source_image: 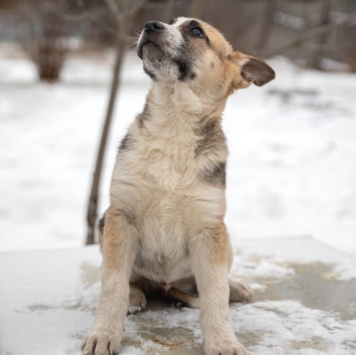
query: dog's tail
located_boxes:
[166,287,200,308]
[166,279,253,309]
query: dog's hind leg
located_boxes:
[229,279,253,302]
[128,282,147,314]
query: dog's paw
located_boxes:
[229,280,254,303]
[128,287,147,314]
[204,339,247,355]
[82,329,121,355]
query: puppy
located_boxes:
[83,17,275,355]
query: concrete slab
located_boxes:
[0,237,355,354]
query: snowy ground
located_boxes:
[1,238,355,355]
[1,44,356,255]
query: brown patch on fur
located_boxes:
[202,22,233,60]
[210,222,229,265]
[101,207,138,271]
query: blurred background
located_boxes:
[0,0,355,255]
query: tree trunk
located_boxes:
[310,0,331,69]
[86,40,125,245]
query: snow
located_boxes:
[1,47,356,255]
[235,300,356,355]
[1,46,356,255]
[0,239,355,355]
[1,45,356,353]
[233,236,356,281]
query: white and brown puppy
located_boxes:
[83,17,275,355]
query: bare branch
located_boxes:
[265,12,356,58]
[104,0,122,24]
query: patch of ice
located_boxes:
[233,300,356,355]
[234,237,356,281]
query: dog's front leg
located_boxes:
[83,207,138,355]
[190,223,247,355]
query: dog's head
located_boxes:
[137,17,275,95]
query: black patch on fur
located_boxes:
[143,66,157,80]
[98,213,106,235]
[172,21,213,81]
[169,18,177,25]
[118,133,133,152]
[200,162,226,188]
[195,119,226,156]
[174,57,195,81]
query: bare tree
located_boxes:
[86,0,147,245]
[19,0,80,81]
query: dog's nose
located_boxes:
[144,21,164,34]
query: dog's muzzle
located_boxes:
[138,21,165,59]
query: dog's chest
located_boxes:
[112,108,226,282]
[133,209,192,282]
[141,114,200,188]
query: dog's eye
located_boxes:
[191,27,204,38]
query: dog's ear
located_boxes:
[228,51,275,89]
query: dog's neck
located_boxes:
[137,81,228,188]
[148,81,228,123]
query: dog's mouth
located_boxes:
[138,36,166,62]
[138,40,155,59]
